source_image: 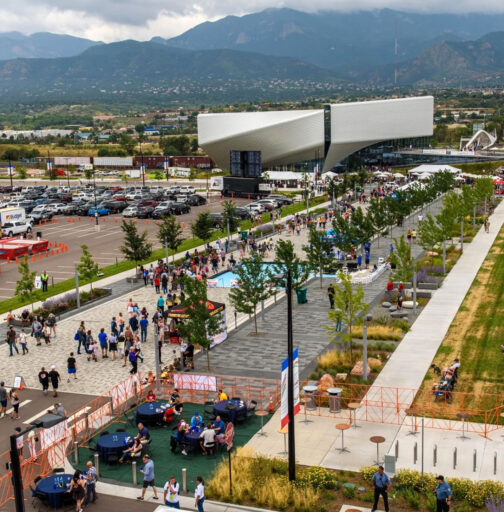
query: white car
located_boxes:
[122,206,138,217]
[46,203,67,214]
[32,204,52,214]
[245,203,263,214]
[1,219,33,237]
[179,186,196,195]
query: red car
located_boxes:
[112,194,128,201]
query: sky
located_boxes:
[2,0,504,42]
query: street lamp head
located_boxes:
[365,314,373,322]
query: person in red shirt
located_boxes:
[146,391,156,402]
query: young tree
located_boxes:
[221,200,240,237]
[332,214,355,256]
[473,177,494,211]
[15,166,27,179]
[391,234,414,282]
[368,198,389,247]
[119,133,136,155]
[76,244,100,291]
[15,257,37,310]
[272,239,309,292]
[303,228,333,288]
[229,252,273,334]
[177,276,222,370]
[84,168,93,180]
[158,215,184,267]
[153,169,164,180]
[326,273,368,364]
[350,206,375,251]
[120,220,152,271]
[191,211,214,245]
[417,215,443,266]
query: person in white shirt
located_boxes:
[194,476,204,512]
[199,424,216,455]
[163,476,180,509]
[19,329,28,355]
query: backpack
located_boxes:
[74,332,79,341]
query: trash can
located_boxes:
[302,385,318,410]
[327,387,343,413]
[241,230,248,241]
[296,288,307,304]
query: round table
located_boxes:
[335,423,350,453]
[255,410,269,436]
[348,402,362,428]
[456,412,471,440]
[302,385,318,410]
[277,426,288,455]
[213,399,247,424]
[97,432,134,463]
[370,435,386,465]
[35,474,73,508]
[185,428,203,450]
[136,401,170,425]
[405,407,419,436]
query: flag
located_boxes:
[293,347,300,416]
[280,347,300,427]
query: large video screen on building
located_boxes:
[230,151,262,177]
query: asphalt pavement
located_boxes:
[0,196,249,299]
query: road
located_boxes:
[0,196,250,299]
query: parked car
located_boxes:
[268,194,294,206]
[152,207,172,219]
[122,205,139,218]
[170,202,190,215]
[28,211,53,223]
[234,207,251,219]
[136,206,155,219]
[87,206,110,216]
[209,213,224,228]
[1,219,33,237]
[186,195,206,206]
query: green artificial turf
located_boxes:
[75,401,271,491]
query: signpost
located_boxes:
[225,423,234,495]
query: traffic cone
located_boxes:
[67,218,71,223]
[31,256,35,262]
[15,257,18,264]
[78,217,81,222]
[6,258,10,264]
[268,395,274,414]
[38,253,42,259]
[145,220,149,225]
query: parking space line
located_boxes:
[6,400,31,415]
[93,230,122,239]
[24,407,52,425]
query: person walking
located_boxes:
[49,365,61,397]
[67,353,77,382]
[371,466,391,512]
[67,470,86,512]
[129,348,138,374]
[137,454,159,501]
[435,475,452,512]
[140,315,148,343]
[0,382,7,418]
[163,475,180,509]
[84,461,97,505]
[19,329,28,355]
[327,285,335,309]
[9,387,20,420]
[38,367,49,395]
[98,328,108,358]
[194,476,205,512]
[75,326,86,355]
[7,326,19,357]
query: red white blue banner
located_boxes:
[281,347,300,428]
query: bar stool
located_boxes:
[456,412,471,440]
[335,423,350,453]
[255,410,268,436]
[277,426,288,455]
[299,398,313,423]
[405,407,419,436]
[370,435,385,465]
[348,402,362,428]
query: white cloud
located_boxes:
[2,1,504,42]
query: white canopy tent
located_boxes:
[407,164,461,176]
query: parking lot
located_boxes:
[0,195,250,299]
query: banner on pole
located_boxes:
[280,355,288,428]
[293,347,300,417]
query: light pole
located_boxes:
[7,158,13,190]
[141,150,146,187]
[66,157,70,188]
[274,269,296,481]
[93,170,99,226]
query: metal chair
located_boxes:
[99,431,109,437]
[231,397,241,401]
[52,468,64,474]
[115,428,126,432]
[107,453,120,464]
[235,410,247,424]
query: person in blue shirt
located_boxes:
[98,328,108,359]
[435,475,452,512]
[139,316,148,343]
[137,454,159,501]
[190,412,203,429]
[157,296,165,312]
[212,416,226,445]
[135,423,150,445]
[371,466,391,512]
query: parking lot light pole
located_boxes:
[141,150,146,187]
[7,158,13,190]
[93,170,99,226]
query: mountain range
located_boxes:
[3,9,504,104]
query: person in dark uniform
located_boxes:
[371,466,391,512]
[38,367,49,395]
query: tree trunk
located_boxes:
[348,324,353,363]
[253,304,258,334]
[319,263,323,288]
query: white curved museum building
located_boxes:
[198,96,434,171]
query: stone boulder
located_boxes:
[367,357,382,371]
[389,305,397,312]
[402,301,418,309]
[350,361,371,378]
[391,311,408,319]
[381,301,391,308]
[318,373,334,394]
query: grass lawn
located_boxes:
[415,226,504,414]
[75,401,270,490]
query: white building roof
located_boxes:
[266,171,314,181]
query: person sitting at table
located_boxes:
[119,438,142,463]
[66,470,86,512]
[163,405,175,424]
[170,420,188,454]
[172,398,183,417]
[215,389,228,403]
[135,423,150,445]
[170,389,180,404]
[212,416,227,445]
[146,390,156,402]
[190,412,203,429]
[199,424,217,455]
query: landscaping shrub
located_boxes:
[342,486,355,499]
[317,350,353,371]
[389,319,410,332]
[352,325,403,341]
[368,341,396,352]
[359,466,378,481]
[298,466,338,489]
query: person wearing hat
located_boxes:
[371,466,391,512]
[49,366,61,397]
[190,412,203,429]
[435,475,452,512]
